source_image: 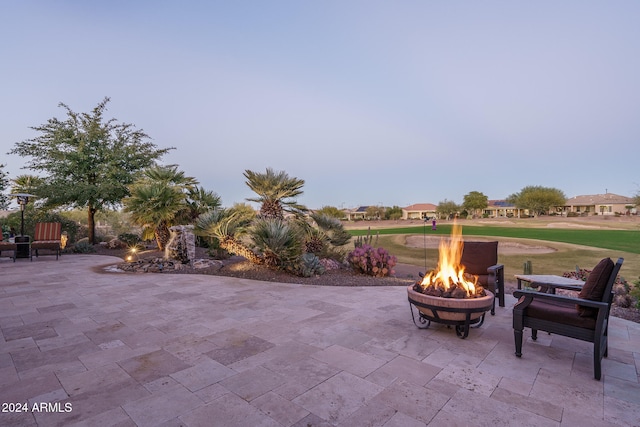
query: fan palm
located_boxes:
[180,186,222,223]
[244,168,307,219]
[143,164,198,189]
[124,164,201,250]
[123,182,184,250]
[11,174,45,196]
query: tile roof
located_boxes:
[403,203,437,211]
[565,193,634,205]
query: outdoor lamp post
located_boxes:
[11,193,36,236]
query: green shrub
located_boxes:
[631,278,640,309]
[118,233,141,247]
[0,208,80,242]
[72,241,96,253]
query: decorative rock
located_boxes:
[192,259,223,270]
[165,225,196,265]
[114,254,222,274]
[117,257,178,273]
[106,238,127,249]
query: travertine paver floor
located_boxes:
[1,255,639,426]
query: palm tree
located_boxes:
[181,186,221,222]
[123,164,201,250]
[195,206,262,264]
[244,168,307,219]
[11,174,45,197]
[123,182,185,250]
[143,164,198,189]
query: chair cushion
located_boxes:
[31,241,61,249]
[576,257,614,317]
[34,223,61,241]
[0,242,17,249]
[516,297,597,330]
[461,241,498,275]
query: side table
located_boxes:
[514,274,584,294]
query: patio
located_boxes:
[1,255,639,426]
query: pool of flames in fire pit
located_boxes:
[413,222,487,299]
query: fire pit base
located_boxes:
[407,286,494,339]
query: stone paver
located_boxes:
[1,254,640,426]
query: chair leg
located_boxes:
[515,329,523,357]
[531,329,538,341]
[497,270,505,307]
[594,353,602,380]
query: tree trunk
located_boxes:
[155,221,171,251]
[220,236,263,265]
[87,206,97,244]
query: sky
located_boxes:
[1,1,639,210]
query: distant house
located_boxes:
[401,203,437,220]
[482,200,523,218]
[344,206,369,221]
[0,209,17,218]
[562,193,636,216]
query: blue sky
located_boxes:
[2,1,639,210]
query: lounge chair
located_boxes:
[30,222,62,261]
[0,235,17,262]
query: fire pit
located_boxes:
[407,222,495,338]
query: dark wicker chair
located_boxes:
[0,235,17,262]
[30,222,62,261]
[460,241,504,315]
[513,257,623,380]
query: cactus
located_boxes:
[354,227,379,248]
[347,244,397,277]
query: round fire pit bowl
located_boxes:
[407,285,494,339]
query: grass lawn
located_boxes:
[347,219,640,283]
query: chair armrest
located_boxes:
[513,289,608,309]
[487,264,504,274]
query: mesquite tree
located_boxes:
[9,97,172,243]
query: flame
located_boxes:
[419,221,478,297]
